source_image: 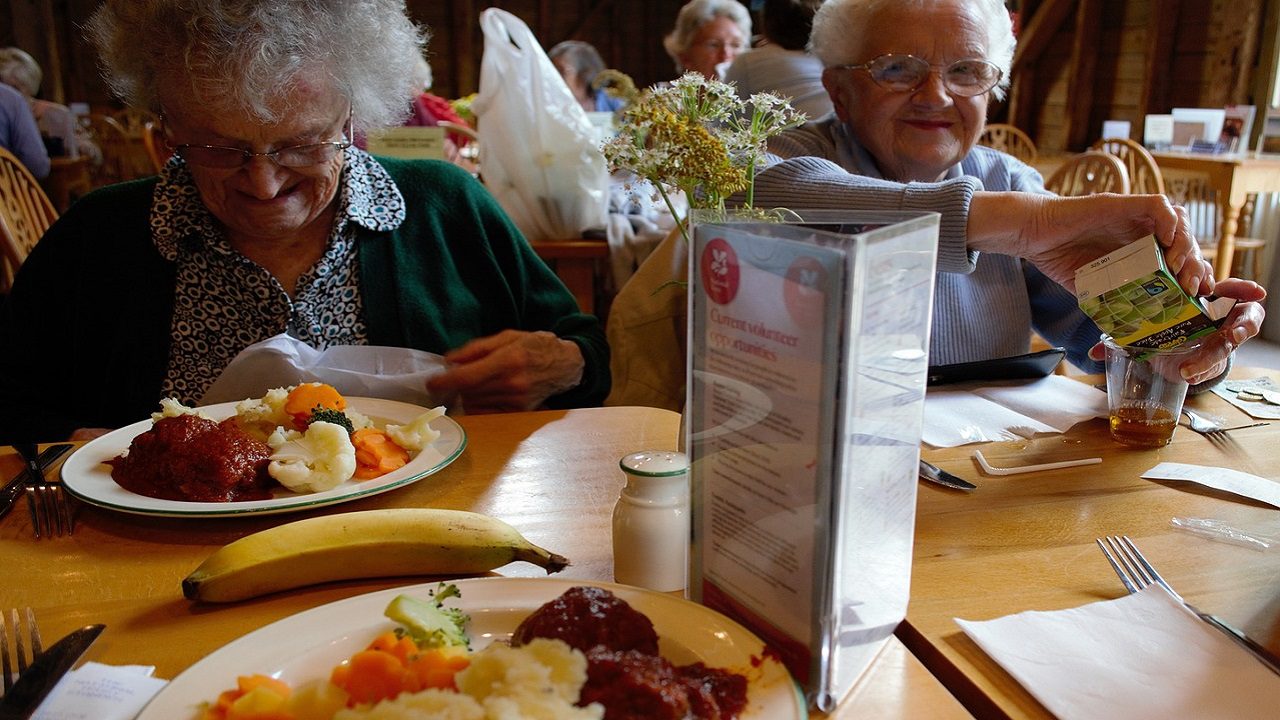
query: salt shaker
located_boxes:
[612,450,690,592]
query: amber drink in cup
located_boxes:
[1103,335,1202,447]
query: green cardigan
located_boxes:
[0,158,608,442]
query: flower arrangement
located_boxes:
[601,72,807,245]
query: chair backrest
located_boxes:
[82,113,132,187]
[978,123,1038,164]
[0,146,58,291]
[1089,137,1165,195]
[1044,151,1131,196]
[141,121,171,173]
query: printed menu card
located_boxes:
[686,211,939,710]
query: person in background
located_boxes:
[0,81,49,179]
[549,40,624,113]
[723,0,833,120]
[663,0,752,81]
[765,0,1263,384]
[0,0,608,444]
[0,47,99,164]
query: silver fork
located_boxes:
[1181,407,1269,436]
[1097,535,1280,676]
[17,443,75,539]
[0,608,42,695]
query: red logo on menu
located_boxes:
[700,238,739,305]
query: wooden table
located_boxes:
[0,406,968,719]
[906,369,1280,718]
[1149,151,1280,281]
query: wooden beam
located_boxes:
[1065,0,1104,149]
[1140,0,1179,117]
[1012,0,1075,71]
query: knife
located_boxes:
[919,459,977,491]
[0,444,74,521]
[0,624,104,720]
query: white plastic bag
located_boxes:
[472,8,609,240]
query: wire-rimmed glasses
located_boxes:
[841,54,1003,97]
[170,109,354,169]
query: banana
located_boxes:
[182,508,570,603]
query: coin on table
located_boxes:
[1239,389,1266,402]
[1263,389,1280,405]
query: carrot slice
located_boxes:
[283,383,346,429]
[330,648,417,706]
[351,428,410,479]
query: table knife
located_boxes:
[919,459,976,491]
[0,623,104,720]
[0,444,73,521]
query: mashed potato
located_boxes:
[336,639,601,720]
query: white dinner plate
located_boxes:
[60,397,465,517]
[136,577,806,720]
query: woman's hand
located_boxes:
[968,192,1213,296]
[1087,277,1267,384]
[426,330,585,413]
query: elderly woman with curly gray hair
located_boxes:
[663,0,753,81]
[0,0,609,444]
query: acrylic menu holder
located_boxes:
[685,210,939,711]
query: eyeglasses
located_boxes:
[842,54,1002,97]
[697,39,745,53]
[170,110,353,169]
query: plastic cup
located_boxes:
[1102,335,1203,447]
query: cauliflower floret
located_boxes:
[384,406,446,454]
[266,421,357,493]
[344,408,375,431]
[234,387,293,441]
[151,397,211,421]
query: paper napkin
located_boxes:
[1143,462,1280,509]
[957,587,1280,720]
[32,662,167,720]
[923,375,1109,447]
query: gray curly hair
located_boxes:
[85,0,429,133]
[662,0,753,71]
[809,0,1014,101]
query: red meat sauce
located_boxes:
[511,585,749,720]
[107,414,274,502]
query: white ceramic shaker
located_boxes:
[612,450,690,592]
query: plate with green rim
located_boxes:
[60,397,465,517]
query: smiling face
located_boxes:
[160,75,349,250]
[678,15,746,79]
[821,0,990,182]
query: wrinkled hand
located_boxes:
[426,330,585,413]
[1088,278,1267,384]
[70,428,111,441]
[971,193,1213,296]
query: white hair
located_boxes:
[86,0,429,133]
[663,0,753,71]
[809,0,1014,100]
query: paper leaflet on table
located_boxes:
[1142,462,1280,509]
[922,374,1109,447]
[957,586,1280,720]
[1211,377,1280,420]
[198,333,449,408]
[32,662,167,720]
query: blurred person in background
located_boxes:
[724,0,832,119]
[0,81,49,178]
[663,0,752,81]
[549,40,624,113]
[0,47,99,164]
[0,0,608,443]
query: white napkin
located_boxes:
[1143,462,1280,509]
[198,334,449,407]
[923,375,1109,447]
[32,662,167,720]
[957,586,1280,720]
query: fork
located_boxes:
[1181,407,1269,436]
[17,443,75,539]
[0,607,42,695]
[1097,535,1280,676]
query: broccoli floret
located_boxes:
[385,583,470,649]
[306,406,354,434]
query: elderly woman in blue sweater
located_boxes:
[0,0,608,443]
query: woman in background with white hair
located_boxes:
[0,46,98,163]
[663,0,752,80]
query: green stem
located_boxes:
[745,155,757,209]
[654,182,689,247]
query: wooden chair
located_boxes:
[141,121,171,172]
[0,146,58,293]
[82,113,133,187]
[1089,137,1165,195]
[978,123,1038,164]
[1044,151,1130,196]
[1162,172,1268,279]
